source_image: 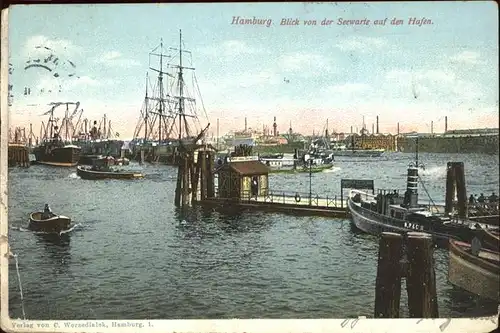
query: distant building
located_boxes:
[348,133,397,151]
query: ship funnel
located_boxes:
[405,165,419,208]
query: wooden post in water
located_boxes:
[374,232,403,318]
[174,153,184,207]
[444,162,456,215]
[207,151,215,198]
[444,162,467,218]
[192,151,202,203]
[140,149,145,165]
[200,150,207,200]
[454,162,467,218]
[405,232,439,318]
[181,153,191,206]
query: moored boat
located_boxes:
[259,151,334,174]
[33,141,81,167]
[33,102,82,167]
[28,205,71,233]
[448,238,500,301]
[347,161,499,248]
[475,227,500,252]
[76,157,144,180]
[332,148,385,158]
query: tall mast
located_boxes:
[65,103,69,141]
[178,29,184,140]
[49,106,54,139]
[103,113,107,140]
[147,38,172,142]
[144,72,149,141]
[159,38,163,143]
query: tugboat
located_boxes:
[347,141,499,248]
[76,156,144,180]
[33,102,81,167]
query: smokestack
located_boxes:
[397,122,400,135]
[376,115,379,134]
[245,117,247,132]
[445,116,448,133]
[350,126,353,134]
[431,121,434,135]
[372,123,374,135]
[273,116,277,137]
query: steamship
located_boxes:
[347,156,498,248]
[33,102,81,167]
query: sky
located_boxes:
[5,2,499,139]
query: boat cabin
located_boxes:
[217,159,270,200]
[91,156,114,170]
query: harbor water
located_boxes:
[7,152,500,320]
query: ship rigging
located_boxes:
[133,30,209,145]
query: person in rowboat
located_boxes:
[42,204,52,219]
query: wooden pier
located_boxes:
[174,146,454,219]
[174,145,498,226]
[8,143,30,167]
[198,190,348,218]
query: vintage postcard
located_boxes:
[1,1,499,333]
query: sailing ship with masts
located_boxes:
[32,102,82,167]
[131,30,210,165]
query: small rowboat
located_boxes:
[448,239,500,301]
[76,165,144,180]
[475,227,500,252]
[29,211,71,233]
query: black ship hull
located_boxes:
[33,145,81,167]
[347,193,493,248]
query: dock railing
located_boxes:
[214,189,348,209]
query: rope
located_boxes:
[12,253,26,320]
[418,175,439,213]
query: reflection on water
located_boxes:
[7,153,500,319]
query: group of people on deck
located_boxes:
[468,192,499,209]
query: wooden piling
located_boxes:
[140,149,145,165]
[206,151,215,198]
[192,151,202,203]
[444,162,456,215]
[174,155,183,207]
[374,232,403,318]
[200,150,207,200]
[405,232,439,318]
[8,144,30,167]
[181,153,190,206]
[454,162,467,218]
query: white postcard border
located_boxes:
[0,3,499,333]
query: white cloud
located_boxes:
[278,52,333,75]
[200,40,264,57]
[386,69,458,85]
[336,36,387,52]
[384,67,484,103]
[449,51,482,65]
[95,51,140,67]
[23,35,82,58]
[326,83,372,95]
[238,70,281,88]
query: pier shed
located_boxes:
[217,159,270,200]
